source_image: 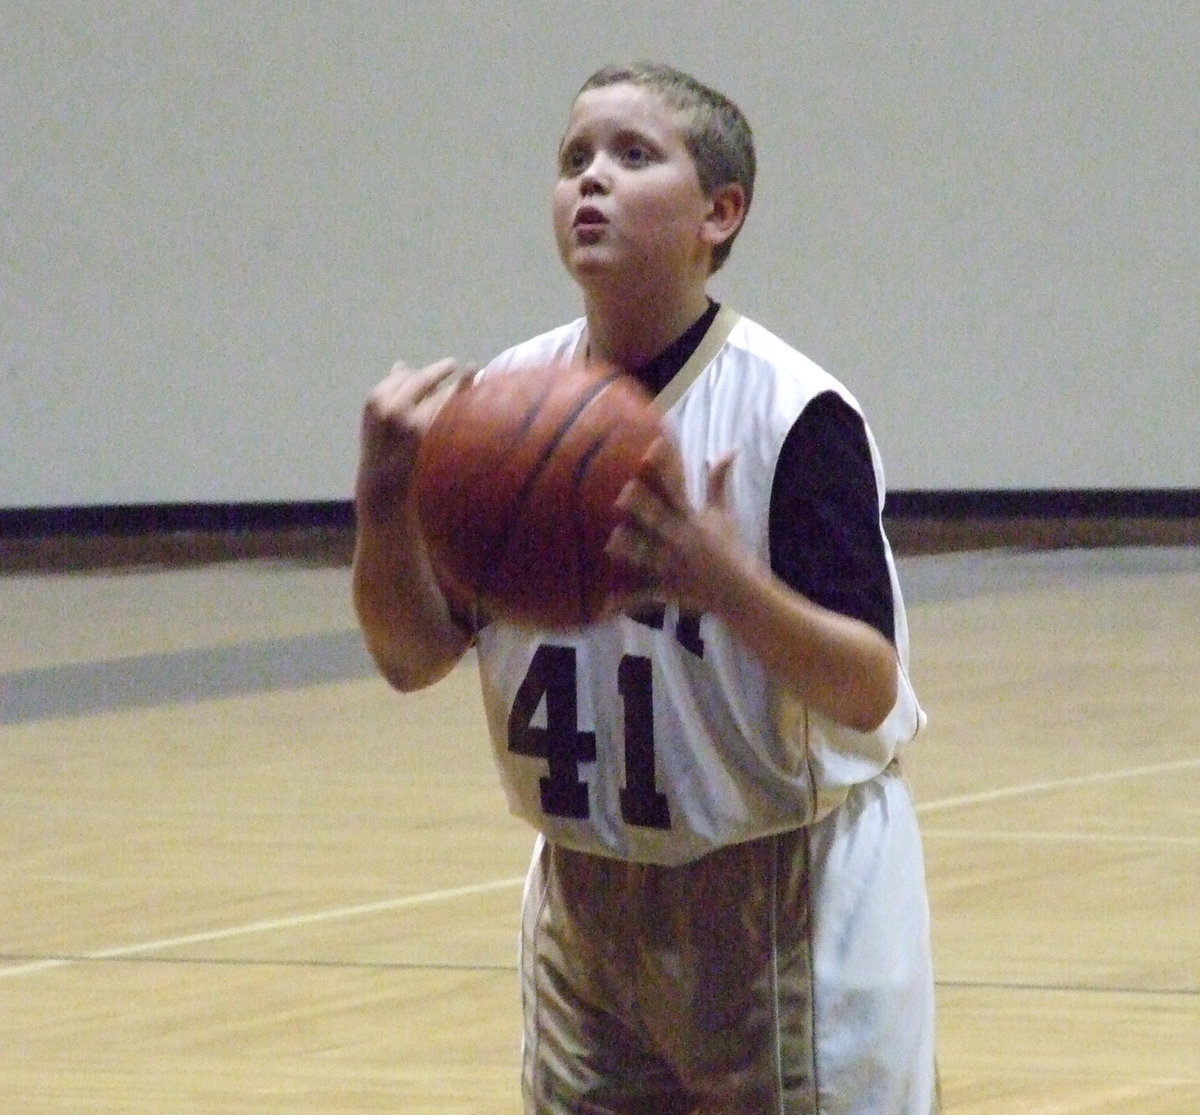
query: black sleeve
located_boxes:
[768,391,896,644]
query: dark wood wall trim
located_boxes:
[2,491,1197,572]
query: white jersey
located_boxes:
[475,308,925,865]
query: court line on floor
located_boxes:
[921,828,1199,846]
[4,755,1196,982]
[914,755,1200,814]
[936,977,1198,998]
[0,876,525,981]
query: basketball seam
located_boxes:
[479,370,622,614]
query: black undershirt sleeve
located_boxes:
[768,391,896,644]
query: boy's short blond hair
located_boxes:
[576,63,756,273]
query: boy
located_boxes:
[354,63,939,1114]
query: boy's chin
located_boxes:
[565,254,639,294]
[561,244,609,272]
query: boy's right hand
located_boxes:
[355,358,469,526]
[352,358,477,691]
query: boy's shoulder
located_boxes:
[725,313,864,414]
[488,319,586,372]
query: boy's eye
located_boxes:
[558,136,658,177]
[621,143,652,167]
[560,145,591,175]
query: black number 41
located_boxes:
[507,644,671,829]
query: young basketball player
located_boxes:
[354,63,939,1114]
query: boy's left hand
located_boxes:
[605,436,745,613]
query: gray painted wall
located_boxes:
[3,1,1197,506]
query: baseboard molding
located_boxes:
[883,488,1200,555]
[1,491,1197,572]
[885,489,1199,518]
[0,500,354,538]
[0,502,355,573]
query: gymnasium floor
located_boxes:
[2,545,1197,1112]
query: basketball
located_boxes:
[413,355,663,630]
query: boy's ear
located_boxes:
[701,182,747,249]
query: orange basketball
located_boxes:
[414,355,662,630]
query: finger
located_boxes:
[605,521,655,569]
[370,359,444,410]
[634,435,688,510]
[370,360,475,431]
[405,357,467,403]
[706,451,736,507]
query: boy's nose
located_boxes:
[579,155,612,194]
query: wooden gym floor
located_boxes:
[1,544,1197,1112]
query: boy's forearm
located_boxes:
[709,553,898,733]
[352,508,471,692]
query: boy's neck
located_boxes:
[583,285,713,371]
